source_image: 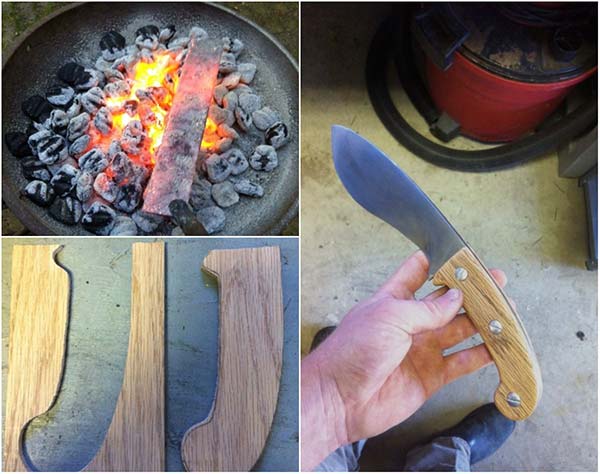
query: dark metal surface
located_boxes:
[2,2,298,236]
[331,125,465,274]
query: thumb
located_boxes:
[391,288,464,334]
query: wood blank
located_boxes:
[84,242,165,471]
[433,246,542,420]
[181,246,284,472]
[4,245,70,472]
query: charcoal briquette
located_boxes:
[75,171,94,202]
[110,215,138,236]
[132,210,164,233]
[237,63,257,84]
[250,144,278,172]
[94,107,113,135]
[221,72,241,89]
[22,180,55,207]
[196,206,225,234]
[68,134,91,158]
[189,26,208,41]
[5,132,32,158]
[104,80,130,98]
[265,122,289,149]
[205,154,232,183]
[49,196,82,225]
[46,85,75,107]
[100,31,126,59]
[136,25,160,50]
[159,25,176,44]
[21,157,51,182]
[50,109,69,134]
[67,112,90,141]
[120,120,145,154]
[219,52,237,74]
[80,87,105,114]
[232,177,264,197]
[93,172,118,202]
[211,181,239,208]
[217,123,239,140]
[79,148,108,176]
[222,37,244,57]
[252,107,281,131]
[37,134,68,165]
[81,201,116,235]
[66,97,82,119]
[21,95,53,122]
[222,91,238,111]
[114,182,142,213]
[214,84,228,106]
[50,164,80,196]
[238,93,262,114]
[225,149,249,175]
[234,107,252,131]
[28,128,53,151]
[57,62,86,86]
[189,177,214,210]
[110,151,134,184]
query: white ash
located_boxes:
[232,177,264,197]
[205,154,232,183]
[250,145,278,172]
[225,149,248,175]
[234,107,252,131]
[211,181,239,208]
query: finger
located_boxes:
[389,288,463,334]
[378,250,429,300]
[444,344,492,384]
[436,314,478,349]
[422,268,507,302]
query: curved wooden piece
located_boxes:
[432,246,542,420]
[181,246,284,472]
[83,242,165,471]
[4,245,70,472]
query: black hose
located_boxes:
[366,17,598,172]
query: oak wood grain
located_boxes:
[181,246,284,472]
[4,245,70,472]
[83,242,165,471]
[432,246,542,420]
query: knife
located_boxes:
[331,125,542,420]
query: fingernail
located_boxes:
[447,288,461,301]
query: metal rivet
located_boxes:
[507,392,521,407]
[489,320,503,335]
[455,267,468,281]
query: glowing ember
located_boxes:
[89,51,218,167]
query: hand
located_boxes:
[301,251,507,470]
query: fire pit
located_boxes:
[2,2,298,235]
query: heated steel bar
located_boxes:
[142,36,222,216]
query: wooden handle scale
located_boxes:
[432,246,542,420]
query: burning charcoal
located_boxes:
[103,68,126,83]
[212,138,232,154]
[214,84,228,106]
[5,132,31,158]
[250,145,278,172]
[209,105,234,126]
[114,182,142,213]
[121,120,145,155]
[238,93,262,114]
[107,139,122,160]
[189,26,208,41]
[94,107,113,135]
[21,95,53,122]
[136,25,160,50]
[21,157,51,182]
[221,72,241,89]
[137,101,157,129]
[238,63,257,84]
[223,37,244,57]
[159,25,176,44]
[265,122,289,149]
[196,206,225,234]
[49,196,82,225]
[217,123,239,140]
[104,80,130,98]
[48,157,77,175]
[147,86,170,109]
[219,52,237,74]
[205,154,232,183]
[226,149,248,175]
[222,91,238,111]
[80,87,105,114]
[38,135,69,165]
[81,201,116,235]
[123,100,139,116]
[110,216,138,236]
[75,171,94,202]
[50,164,80,196]
[234,107,252,132]
[110,151,133,183]
[50,109,69,134]
[189,177,214,210]
[66,97,82,119]
[46,85,75,107]
[22,180,55,207]
[232,178,264,197]
[28,128,53,151]
[211,181,239,208]
[169,200,207,235]
[100,31,126,61]
[252,107,281,131]
[79,148,108,176]
[93,172,118,202]
[132,210,164,233]
[69,134,90,158]
[67,112,90,141]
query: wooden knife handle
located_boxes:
[432,246,542,420]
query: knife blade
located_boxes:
[331,125,542,420]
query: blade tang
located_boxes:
[433,246,542,420]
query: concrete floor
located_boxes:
[2,237,298,471]
[301,4,597,471]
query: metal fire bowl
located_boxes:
[2,2,298,236]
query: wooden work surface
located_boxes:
[182,247,284,471]
[1,238,298,471]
